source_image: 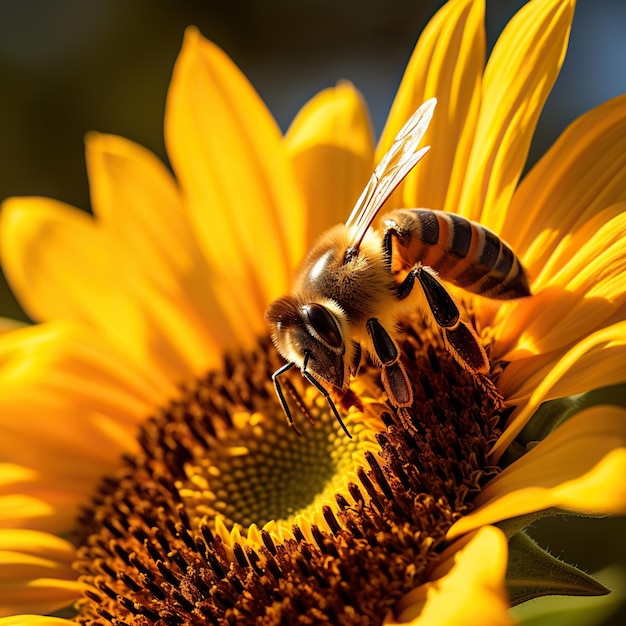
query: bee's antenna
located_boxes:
[302,351,352,439]
[271,362,302,436]
[283,377,316,427]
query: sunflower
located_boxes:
[1,0,626,624]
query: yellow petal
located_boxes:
[165,28,305,338]
[0,575,79,616]
[385,527,512,625]
[0,617,73,625]
[493,206,626,360]
[0,197,115,326]
[449,406,626,540]
[0,323,157,530]
[502,95,626,268]
[459,0,574,227]
[86,132,189,279]
[531,203,626,293]
[0,465,38,490]
[378,0,485,213]
[85,132,234,371]
[0,319,25,334]
[0,322,154,446]
[494,321,626,459]
[285,82,374,240]
[3,131,238,380]
[0,529,75,573]
[0,564,78,605]
[0,496,57,533]
[0,469,89,534]
[0,531,79,618]
[0,197,186,386]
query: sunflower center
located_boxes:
[72,313,504,625]
[174,373,363,530]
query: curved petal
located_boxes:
[459,0,574,227]
[285,82,374,240]
[165,28,305,338]
[531,203,626,294]
[86,132,191,280]
[378,0,485,213]
[0,465,95,533]
[85,132,236,371]
[493,205,626,359]
[0,495,61,534]
[502,95,626,268]
[0,197,193,386]
[0,322,156,531]
[0,319,25,334]
[493,322,626,459]
[0,197,115,326]
[0,617,72,625]
[385,526,512,625]
[449,406,626,540]
[0,530,79,618]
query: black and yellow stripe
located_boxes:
[382,209,530,300]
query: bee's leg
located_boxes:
[271,361,302,436]
[443,321,490,374]
[411,267,489,374]
[302,351,352,438]
[382,213,432,274]
[399,266,460,327]
[382,228,395,271]
[366,318,413,407]
[381,220,407,272]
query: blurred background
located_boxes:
[0,0,625,623]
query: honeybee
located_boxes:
[266,98,530,435]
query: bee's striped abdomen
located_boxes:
[382,209,530,300]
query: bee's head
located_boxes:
[265,295,348,390]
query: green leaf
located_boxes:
[580,382,626,411]
[520,395,584,442]
[500,396,583,468]
[513,567,626,626]
[507,531,610,606]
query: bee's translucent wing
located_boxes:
[345,98,436,251]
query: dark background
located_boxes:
[0,1,625,623]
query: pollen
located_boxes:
[72,313,504,625]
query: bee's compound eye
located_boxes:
[303,304,343,349]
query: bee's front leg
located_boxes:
[381,218,407,273]
[366,318,413,408]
